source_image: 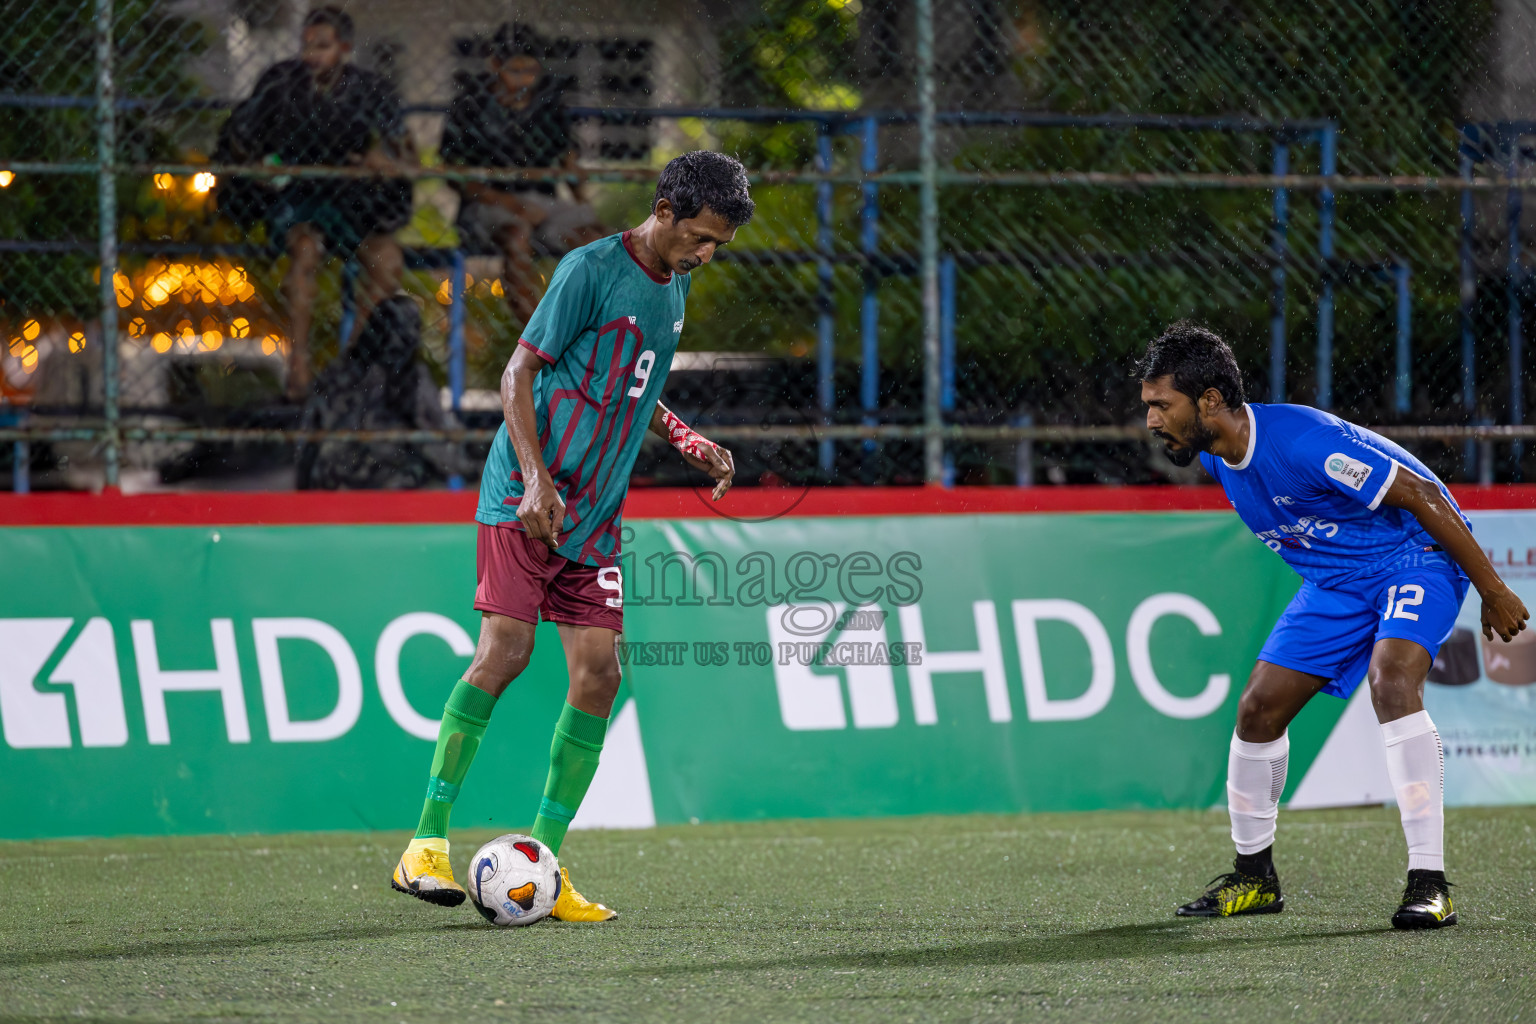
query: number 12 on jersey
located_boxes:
[1383,584,1424,621]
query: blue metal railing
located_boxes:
[14,92,1478,488]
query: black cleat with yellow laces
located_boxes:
[1391,870,1456,930]
[1176,864,1284,918]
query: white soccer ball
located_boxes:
[467,834,561,927]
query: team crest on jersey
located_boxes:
[1324,453,1372,491]
[627,315,637,324]
[673,318,684,332]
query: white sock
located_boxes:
[1227,732,1289,855]
[1381,710,1445,873]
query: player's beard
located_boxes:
[1156,412,1217,467]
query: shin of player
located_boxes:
[1139,322,1528,928]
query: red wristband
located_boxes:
[660,407,711,461]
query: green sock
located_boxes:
[529,702,609,856]
[414,680,498,840]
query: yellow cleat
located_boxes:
[391,839,466,907]
[550,866,617,922]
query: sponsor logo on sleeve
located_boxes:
[1325,453,1373,491]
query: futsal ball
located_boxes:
[467,834,561,927]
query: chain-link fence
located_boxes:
[2,0,1534,493]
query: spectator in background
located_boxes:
[220,6,416,400]
[442,23,606,323]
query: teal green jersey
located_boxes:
[476,231,691,566]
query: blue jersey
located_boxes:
[1200,403,1467,589]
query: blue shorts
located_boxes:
[1259,555,1470,699]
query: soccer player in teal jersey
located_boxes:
[391,152,753,920]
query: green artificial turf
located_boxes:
[2,807,1534,1023]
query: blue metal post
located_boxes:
[1393,260,1411,415]
[1013,409,1034,487]
[939,254,956,488]
[1460,149,1477,475]
[815,123,835,474]
[337,259,358,350]
[1509,142,1525,477]
[447,250,467,492]
[859,116,880,452]
[449,252,467,413]
[13,411,27,494]
[1269,139,1289,403]
[1316,122,1337,409]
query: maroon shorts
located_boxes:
[473,522,624,632]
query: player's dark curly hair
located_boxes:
[653,151,755,228]
[1134,321,1246,411]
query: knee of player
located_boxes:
[573,657,622,699]
[1235,687,1282,740]
[1368,673,1422,720]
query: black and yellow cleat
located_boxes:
[391,840,466,908]
[1391,870,1456,930]
[1176,868,1284,918]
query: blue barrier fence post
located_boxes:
[1394,259,1412,415]
[1460,147,1477,476]
[1316,121,1337,409]
[1509,141,1526,478]
[815,122,835,474]
[860,116,880,455]
[447,250,467,491]
[11,410,27,494]
[939,253,956,488]
[1269,138,1289,403]
[1013,409,1033,487]
[337,260,359,350]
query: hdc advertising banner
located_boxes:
[1,511,1531,840]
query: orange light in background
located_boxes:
[114,272,133,307]
[151,332,172,353]
[230,317,251,339]
[201,331,222,351]
[21,320,40,342]
[0,171,14,188]
[195,265,220,303]
[491,279,505,297]
[435,280,452,305]
[128,317,147,338]
[192,172,216,193]
[153,173,174,191]
[9,339,39,372]
[68,332,87,353]
[227,266,256,303]
[261,333,288,356]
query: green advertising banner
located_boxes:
[0,511,1383,840]
[621,514,1320,824]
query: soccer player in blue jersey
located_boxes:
[1136,323,1528,929]
[390,152,753,920]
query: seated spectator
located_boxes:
[441,23,606,322]
[219,6,416,400]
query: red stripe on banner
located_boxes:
[2,485,1534,526]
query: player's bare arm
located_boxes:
[649,401,735,500]
[501,344,565,548]
[1380,467,1529,642]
